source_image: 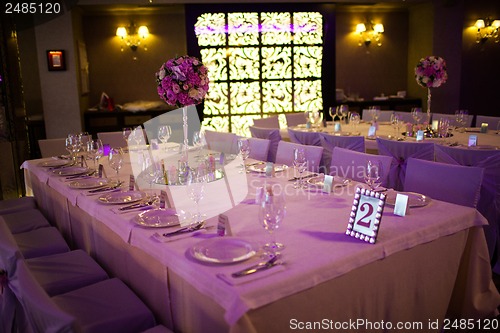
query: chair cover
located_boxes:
[13,227,70,259]
[285,113,307,127]
[253,116,280,128]
[142,325,174,333]
[249,126,282,162]
[275,141,323,172]
[319,133,365,174]
[38,138,68,158]
[204,130,238,154]
[361,110,394,122]
[1,209,50,234]
[431,112,474,127]
[97,131,128,148]
[404,158,483,208]
[330,147,393,187]
[287,128,322,146]
[435,145,500,268]
[475,115,500,129]
[394,111,414,124]
[247,137,270,162]
[376,138,435,191]
[0,196,37,215]
[26,250,109,296]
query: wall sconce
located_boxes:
[356,21,384,47]
[116,23,149,52]
[474,18,500,44]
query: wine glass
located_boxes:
[186,165,207,223]
[364,160,382,190]
[122,127,132,147]
[349,112,361,135]
[86,139,103,171]
[455,109,468,132]
[293,148,307,189]
[65,134,80,162]
[411,107,423,124]
[237,138,251,173]
[309,111,322,127]
[336,105,348,123]
[259,189,286,256]
[390,113,401,140]
[158,125,172,149]
[108,147,124,180]
[328,107,336,122]
[368,106,381,123]
[192,130,206,159]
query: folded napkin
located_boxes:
[151,228,212,243]
[216,264,285,286]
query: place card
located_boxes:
[217,214,232,236]
[322,175,334,193]
[468,134,477,147]
[393,193,409,217]
[334,122,342,132]
[265,162,275,177]
[367,125,377,137]
[159,190,172,209]
[346,187,386,244]
[98,164,106,178]
[416,130,424,142]
[129,174,136,191]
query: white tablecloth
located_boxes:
[22,153,500,332]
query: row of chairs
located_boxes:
[0,198,171,333]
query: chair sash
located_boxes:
[287,128,322,146]
[249,126,282,162]
[376,138,434,191]
[275,141,323,172]
[319,134,365,174]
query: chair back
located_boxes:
[376,138,434,190]
[38,138,67,158]
[249,126,282,162]
[361,109,394,122]
[319,133,365,173]
[204,130,238,154]
[330,147,392,187]
[246,137,271,161]
[287,128,322,146]
[404,157,483,208]
[253,116,280,128]
[475,115,500,129]
[97,131,127,148]
[275,141,323,172]
[394,111,414,124]
[285,113,307,127]
[432,112,474,128]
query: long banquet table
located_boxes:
[22,148,500,333]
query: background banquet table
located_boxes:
[22,150,500,333]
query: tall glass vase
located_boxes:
[181,106,189,162]
[426,87,431,125]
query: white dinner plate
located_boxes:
[306,175,351,188]
[38,159,70,168]
[69,178,110,189]
[191,237,257,264]
[98,190,147,205]
[247,163,288,173]
[51,166,90,177]
[134,208,192,228]
[385,190,431,208]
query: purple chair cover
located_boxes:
[404,157,483,208]
[249,126,282,162]
[287,128,322,146]
[319,133,365,174]
[253,116,280,128]
[432,113,474,127]
[1,209,50,234]
[247,137,271,162]
[97,131,128,148]
[376,138,435,191]
[285,113,307,127]
[475,115,500,128]
[435,145,500,267]
[0,196,37,215]
[275,141,323,172]
[330,147,393,187]
[13,227,70,259]
[204,130,238,154]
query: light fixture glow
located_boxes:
[116,22,150,54]
[474,18,499,44]
[356,20,384,47]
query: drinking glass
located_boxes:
[293,148,307,189]
[158,125,172,148]
[455,110,468,132]
[349,112,361,134]
[411,107,423,124]
[328,107,336,122]
[259,190,286,256]
[86,139,103,171]
[390,113,401,140]
[192,130,206,159]
[336,105,349,123]
[65,134,80,162]
[237,138,251,173]
[108,147,124,179]
[186,165,207,223]
[122,127,132,146]
[364,160,382,190]
[368,106,381,123]
[309,111,322,127]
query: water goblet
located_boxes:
[86,139,103,171]
[108,147,124,180]
[411,107,423,124]
[390,113,401,140]
[349,112,361,135]
[192,130,206,160]
[259,189,286,256]
[368,106,381,123]
[293,148,307,189]
[65,134,80,162]
[237,138,251,173]
[364,160,382,191]
[158,125,172,150]
[122,127,132,146]
[328,107,336,122]
[186,165,207,223]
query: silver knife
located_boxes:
[88,182,123,193]
[288,173,318,181]
[231,255,279,278]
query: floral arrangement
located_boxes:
[414,56,448,88]
[156,55,209,107]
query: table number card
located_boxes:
[367,125,377,138]
[346,187,386,244]
[468,134,477,147]
[416,130,424,142]
[217,214,232,236]
[265,162,275,177]
[322,175,334,193]
[393,193,409,217]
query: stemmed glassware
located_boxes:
[390,113,401,140]
[411,107,423,125]
[86,139,103,171]
[192,130,206,160]
[455,110,468,132]
[122,127,132,147]
[259,189,286,257]
[293,148,307,189]
[364,160,382,191]
[186,165,207,223]
[336,105,349,123]
[108,147,124,180]
[158,125,172,150]
[237,138,251,173]
[368,106,381,123]
[65,134,80,162]
[349,112,361,135]
[308,111,323,127]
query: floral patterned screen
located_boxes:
[195,12,323,136]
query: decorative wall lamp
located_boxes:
[474,18,500,44]
[356,21,384,47]
[116,23,149,52]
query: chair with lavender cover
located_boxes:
[475,115,500,129]
[249,126,282,162]
[1,209,50,234]
[329,147,393,187]
[435,145,500,269]
[38,138,68,158]
[253,116,280,128]
[204,130,238,154]
[246,137,271,162]
[0,196,37,215]
[285,113,307,127]
[404,157,483,208]
[376,138,435,191]
[97,131,128,148]
[287,127,322,146]
[275,141,323,172]
[432,112,474,128]
[319,133,365,174]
